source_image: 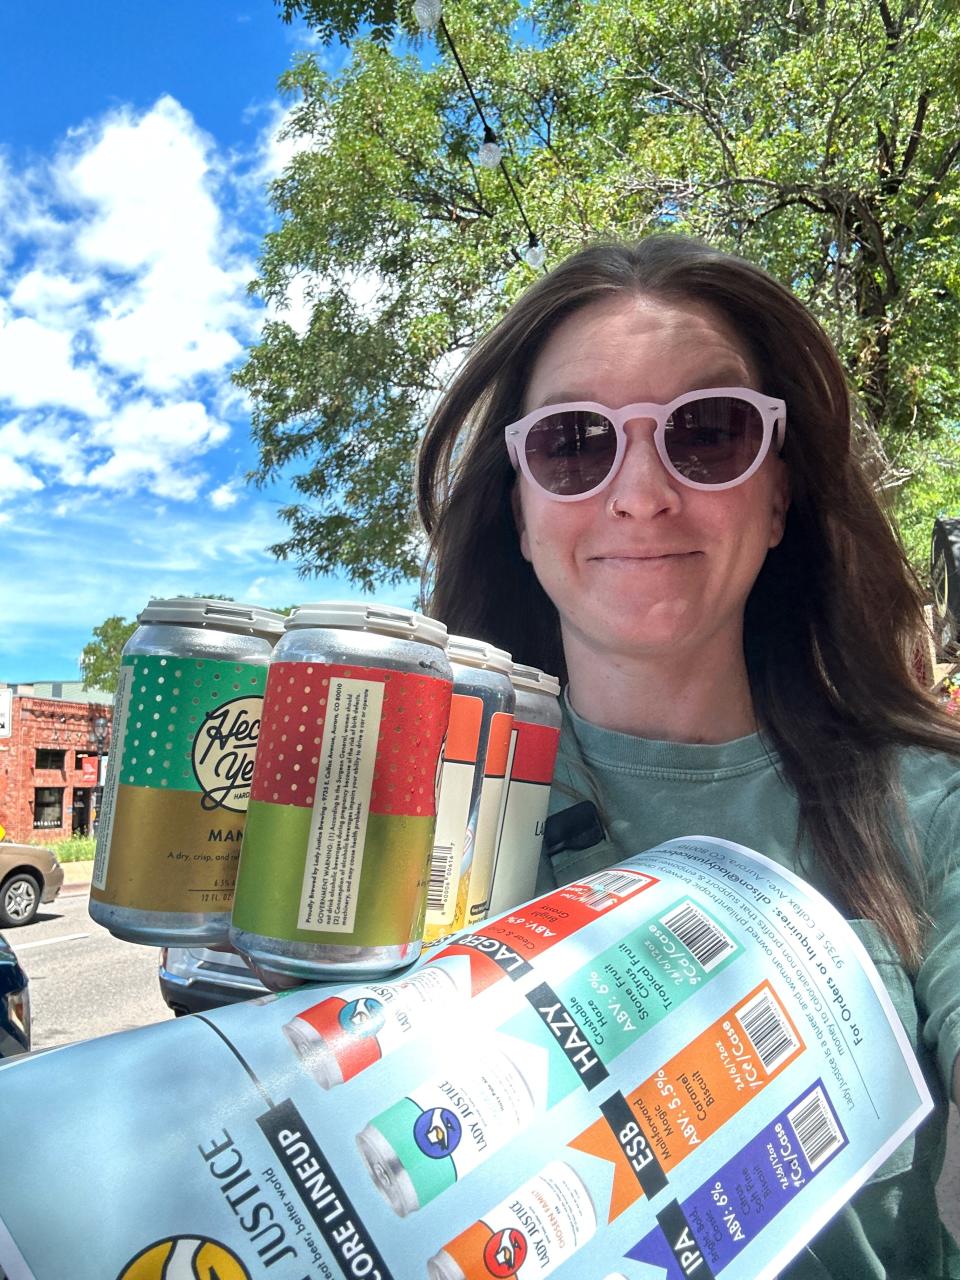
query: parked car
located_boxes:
[0,842,63,927]
[158,946,269,1016]
[0,933,30,1057]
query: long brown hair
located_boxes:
[417,235,957,970]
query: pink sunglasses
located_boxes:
[505,386,787,500]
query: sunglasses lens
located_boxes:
[664,396,766,485]
[524,410,617,495]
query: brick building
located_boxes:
[0,683,112,843]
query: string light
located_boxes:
[413,0,442,32]
[524,234,546,269]
[477,125,502,170]
[412,2,546,269]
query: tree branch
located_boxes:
[909,134,960,216]
[610,66,738,175]
[897,92,930,178]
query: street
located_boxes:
[10,884,173,1050]
[2,882,958,1240]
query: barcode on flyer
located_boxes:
[736,988,801,1073]
[427,844,455,912]
[577,870,650,910]
[787,1086,845,1171]
[661,900,736,971]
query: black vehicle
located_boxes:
[931,516,960,656]
[0,933,30,1058]
[158,946,269,1016]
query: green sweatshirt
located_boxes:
[537,698,960,1279]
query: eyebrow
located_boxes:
[533,371,752,410]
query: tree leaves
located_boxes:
[80,617,137,695]
[246,0,960,585]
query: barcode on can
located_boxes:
[736,987,801,1073]
[787,1086,845,1171]
[427,844,456,912]
[661,900,736,971]
[576,869,652,910]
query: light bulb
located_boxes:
[478,140,502,169]
[413,0,442,30]
[524,239,546,268]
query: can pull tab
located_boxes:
[365,605,417,630]
[202,603,256,624]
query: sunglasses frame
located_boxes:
[504,386,787,501]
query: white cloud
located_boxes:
[61,97,220,271]
[265,269,316,337]
[0,156,66,254]
[9,269,97,329]
[0,309,107,416]
[0,95,274,509]
[0,88,402,680]
[0,415,88,488]
[92,277,246,391]
[253,101,299,184]
[0,456,44,497]
[210,480,240,509]
[86,400,230,500]
[50,96,257,392]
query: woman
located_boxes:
[417,235,960,1277]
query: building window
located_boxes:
[75,751,85,770]
[33,787,64,829]
[35,748,66,770]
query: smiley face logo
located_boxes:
[117,1235,251,1280]
[482,1227,528,1277]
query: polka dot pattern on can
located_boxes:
[119,655,267,791]
[251,661,452,816]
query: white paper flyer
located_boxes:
[0,837,932,1280]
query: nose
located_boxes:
[604,417,682,518]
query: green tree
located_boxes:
[276,0,398,44]
[243,0,960,586]
[81,617,137,694]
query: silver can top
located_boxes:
[136,597,286,640]
[511,663,561,697]
[284,600,448,650]
[447,635,513,675]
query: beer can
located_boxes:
[229,601,453,982]
[356,1037,547,1216]
[426,1160,597,1280]
[423,638,514,945]
[487,665,562,918]
[282,960,469,1089]
[89,598,285,946]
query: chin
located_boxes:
[588,616,696,659]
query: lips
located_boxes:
[588,550,700,561]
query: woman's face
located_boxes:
[514,293,789,673]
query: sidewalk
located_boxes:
[61,859,94,891]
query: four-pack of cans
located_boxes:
[92,596,562,981]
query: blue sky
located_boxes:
[0,2,418,682]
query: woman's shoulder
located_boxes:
[898,742,960,794]
[897,743,960,852]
